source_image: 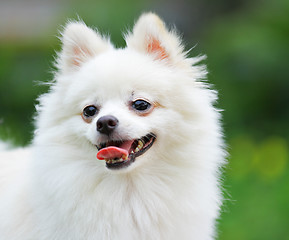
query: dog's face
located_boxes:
[36,13,209,172]
[61,50,187,172]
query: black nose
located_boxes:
[96,115,119,135]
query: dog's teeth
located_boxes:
[137,140,144,150]
[115,158,125,163]
[106,158,126,164]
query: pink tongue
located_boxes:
[97,147,128,160]
[96,140,134,161]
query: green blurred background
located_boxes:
[0,0,288,239]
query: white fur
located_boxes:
[0,13,225,240]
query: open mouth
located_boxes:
[96,133,156,170]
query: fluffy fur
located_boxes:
[0,13,225,240]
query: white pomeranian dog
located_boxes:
[0,13,225,240]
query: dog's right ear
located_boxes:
[125,13,187,67]
[57,21,112,73]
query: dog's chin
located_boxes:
[95,133,156,171]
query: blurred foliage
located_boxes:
[203,0,289,141]
[0,0,289,239]
[0,44,52,145]
[201,0,289,239]
[220,135,289,240]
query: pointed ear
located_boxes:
[58,21,112,73]
[125,13,185,64]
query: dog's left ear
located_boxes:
[58,21,113,73]
[126,13,186,65]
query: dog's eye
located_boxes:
[82,105,98,118]
[132,99,151,112]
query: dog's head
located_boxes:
[36,13,214,173]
